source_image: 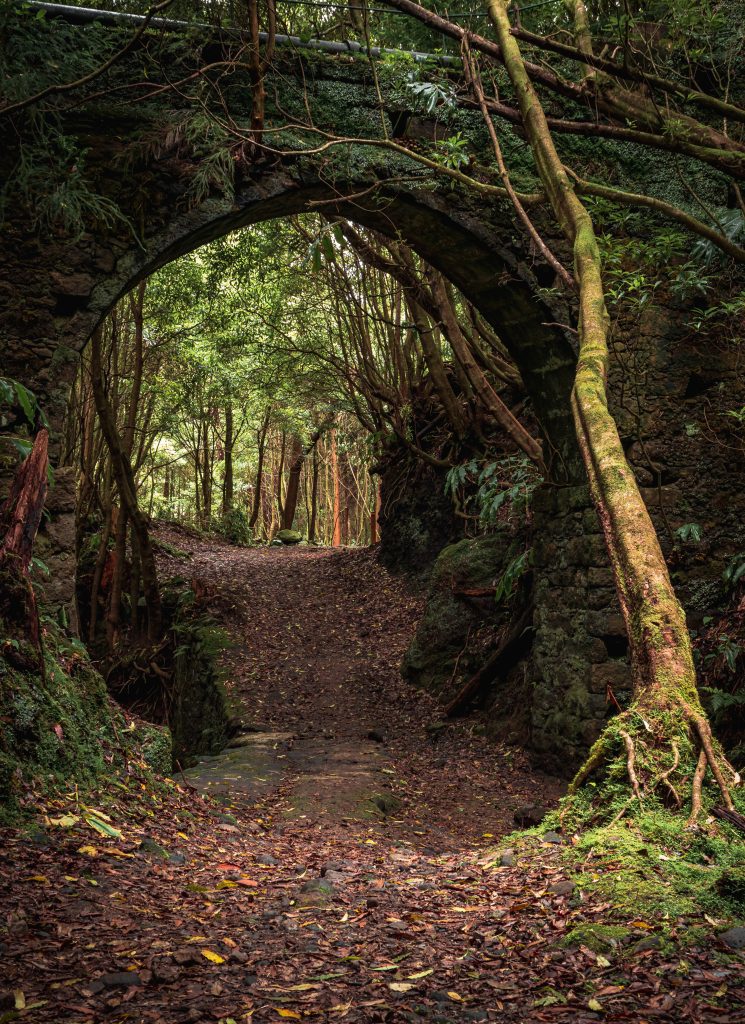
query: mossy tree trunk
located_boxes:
[486,0,737,820]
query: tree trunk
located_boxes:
[249,405,271,531]
[371,477,381,545]
[281,435,304,531]
[309,447,320,542]
[486,0,735,818]
[331,429,342,547]
[222,402,234,517]
[91,328,162,643]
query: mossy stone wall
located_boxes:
[529,484,631,773]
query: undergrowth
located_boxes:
[0,609,172,824]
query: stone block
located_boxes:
[554,484,592,514]
[587,567,614,588]
[588,587,617,611]
[587,611,627,638]
[589,661,631,694]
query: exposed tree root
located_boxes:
[565,704,740,830]
[688,749,708,827]
[619,729,643,804]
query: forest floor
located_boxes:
[2,537,745,1023]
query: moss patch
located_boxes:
[561,923,631,952]
[402,533,512,698]
[0,607,174,821]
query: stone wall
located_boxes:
[529,484,630,774]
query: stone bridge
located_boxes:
[0,4,654,770]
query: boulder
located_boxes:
[276,529,303,545]
[402,534,512,699]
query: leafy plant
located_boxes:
[216,508,253,547]
[723,552,745,591]
[433,132,471,171]
[406,77,457,115]
[446,455,540,528]
[495,548,532,604]
[674,522,702,544]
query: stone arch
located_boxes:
[1,170,579,470]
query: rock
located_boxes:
[425,721,447,735]
[139,835,169,858]
[367,728,386,743]
[99,971,142,988]
[24,827,51,848]
[218,823,240,833]
[366,896,380,908]
[499,851,515,867]
[217,812,238,825]
[152,960,180,982]
[548,879,575,896]
[301,878,334,893]
[173,948,199,965]
[542,831,563,845]
[169,851,187,866]
[633,935,663,952]
[257,853,278,866]
[321,861,342,876]
[372,793,401,816]
[720,926,745,950]
[276,529,303,544]
[513,804,546,827]
[323,869,348,884]
[717,867,745,908]
[402,534,512,697]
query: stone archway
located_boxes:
[1,6,603,770]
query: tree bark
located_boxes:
[308,447,320,543]
[331,429,342,547]
[0,427,49,652]
[281,435,304,531]
[91,328,162,643]
[249,405,271,531]
[486,0,735,816]
[222,402,234,517]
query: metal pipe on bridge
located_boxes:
[26,1,459,65]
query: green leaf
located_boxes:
[84,814,122,838]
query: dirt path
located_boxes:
[176,541,560,848]
[2,539,744,1024]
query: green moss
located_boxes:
[138,722,173,775]
[565,812,745,922]
[561,923,631,952]
[0,606,180,819]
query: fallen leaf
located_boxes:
[588,998,603,1012]
[388,983,413,992]
[77,845,98,857]
[85,814,122,838]
[201,949,226,964]
[49,814,79,828]
[407,969,434,979]
[275,1011,301,1019]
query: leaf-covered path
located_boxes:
[178,540,560,848]
[2,540,744,1023]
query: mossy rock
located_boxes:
[402,533,512,698]
[717,867,745,911]
[138,722,173,774]
[561,923,631,952]
[0,616,120,816]
[276,529,303,544]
